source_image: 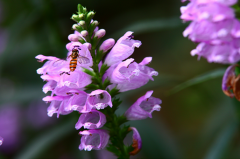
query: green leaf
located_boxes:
[106,144,121,156]
[168,68,226,95]
[100,64,110,77]
[108,87,120,97]
[85,83,99,90]
[77,4,83,14]
[204,121,238,159]
[82,68,96,77]
[15,119,75,159]
[103,79,111,89]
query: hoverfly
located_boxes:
[68,45,90,72]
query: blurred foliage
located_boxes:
[0,0,239,159]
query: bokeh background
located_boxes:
[0,0,240,159]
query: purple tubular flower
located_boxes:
[43,80,57,94]
[125,91,161,120]
[191,40,240,63]
[68,91,91,113]
[79,129,110,151]
[222,64,236,97]
[106,57,158,92]
[43,95,73,117]
[104,31,141,66]
[99,38,115,53]
[128,127,142,155]
[75,110,106,129]
[66,42,93,67]
[0,136,3,146]
[221,64,240,101]
[58,69,92,89]
[181,0,240,64]
[87,90,112,110]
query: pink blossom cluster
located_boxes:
[36,29,161,151]
[181,0,240,64]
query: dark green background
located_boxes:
[0,0,239,158]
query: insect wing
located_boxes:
[78,56,90,64]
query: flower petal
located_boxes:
[128,127,142,156]
[104,31,141,66]
[125,91,161,120]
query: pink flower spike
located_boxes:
[79,129,109,151]
[125,91,161,120]
[87,90,112,110]
[75,110,106,129]
[104,31,141,66]
[128,127,142,155]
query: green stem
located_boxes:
[76,7,131,158]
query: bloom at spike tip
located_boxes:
[104,31,141,66]
[128,127,142,155]
[79,129,110,151]
[75,110,106,129]
[125,91,161,120]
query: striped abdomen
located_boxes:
[70,58,77,72]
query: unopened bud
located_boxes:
[79,20,85,26]
[81,30,88,37]
[94,29,106,38]
[83,43,92,50]
[99,38,115,53]
[71,14,78,20]
[92,20,99,26]
[68,34,82,42]
[83,7,87,12]
[87,11,95,20]
[72,24,78,30]
[79,14,84,19]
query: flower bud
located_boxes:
[92,20,99,26]
[79,13,84,19]
[72,24,78,30]
[79,20,85,26]
[94,29,106,39]
[81,30,88,37]
[99,38,115,53]
[71,14,78,20]
[82,7,87,12]
[68,34,82,42]
[87,11,95,20]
